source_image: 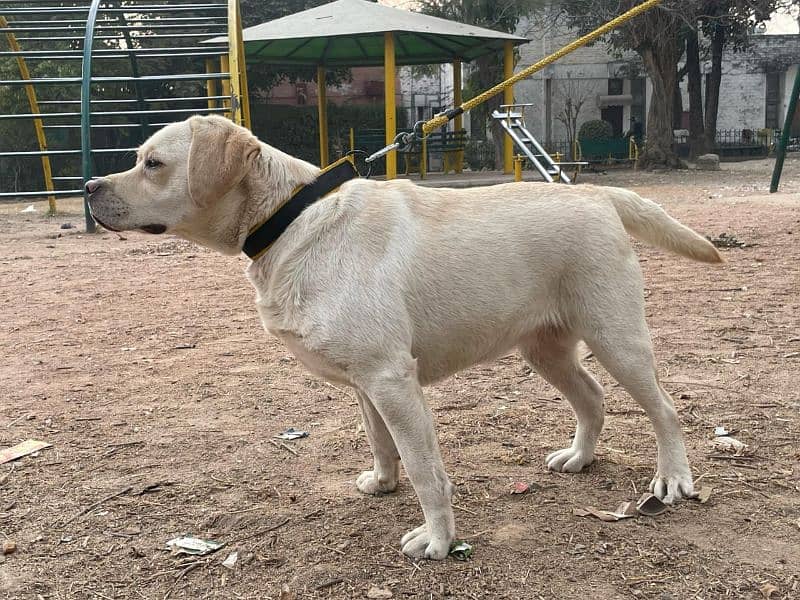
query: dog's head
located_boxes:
[86,115,263,253]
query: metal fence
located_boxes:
[673,128,777,155]
[0,0,248,230]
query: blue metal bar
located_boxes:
[0,190,84,198]
[81,0,101,232]
[1,107,229,119]
[16,32,226,41]
[0,148,139,157]
[2,6,226,14]
[38,95,232,105]
[0,46,228,57]
[1,24,227,32]
[0,73,231,85]
[3,18,227,25]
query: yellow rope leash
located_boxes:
[365,0,662,163]
[421,0,662,135]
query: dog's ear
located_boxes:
[187,116,261,206]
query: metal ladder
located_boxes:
[493,104,582,183]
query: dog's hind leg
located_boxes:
[355,390,400,494]
[358,357,455,560]
[578,262,695,503]
[519,332,605,473]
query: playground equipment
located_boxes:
[367,0,663,179]
[770,65,800,193]
[0,0,249,230]
[493,104,585,183]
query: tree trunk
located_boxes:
[686,27,706,158]
[703,23,725,153]
[673,72,683,131]
[639,46,685,169]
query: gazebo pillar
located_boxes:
[384,31,397,180]
[317,65,329,167]
[452,59,463,173]
[503,40,514,174]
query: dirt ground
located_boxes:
[1,157,799,600]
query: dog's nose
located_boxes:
[85,179,102,194]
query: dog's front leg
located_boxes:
[360,362,455,560]
[355,391,400,494]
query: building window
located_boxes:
[765,72,780,129]
[608,78,624,96]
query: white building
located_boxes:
[510,12,800,146]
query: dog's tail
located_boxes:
[604,187,723,263]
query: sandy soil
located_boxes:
[1,157,799,599]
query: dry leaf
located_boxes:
[759,583,779,599]
[697,486,713,504]
[636,493,668,516]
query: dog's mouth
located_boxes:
[140,224,167,235]
[92,214,121,232]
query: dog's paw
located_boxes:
[649,470,697,504]
[400,524,451,560]
[545,447,594,473]
[356,470,397,495]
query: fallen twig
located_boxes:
[268,438,298,456]
[452,503,478,516]
[4,414,27,428]
[316,578,345,590]
[231,517,290,543]
[661,379,728,390]
[0,465,15,488]
[62,486,133,526]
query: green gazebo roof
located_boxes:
[219,0,528,66]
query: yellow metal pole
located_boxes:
[220,54,232,119]
[452,60,463,132]
[503,41,514,174]
[421,137,427,179]
[317,66,329,167]
[227,0,242,124]
[235,0,251,129]
[2,16,56,213]
[205,58,216,109]
[421,0,662,136]
[349,127,355,164]
[384,32,397,180]
[514,155,523,182]
[452,59,463,174]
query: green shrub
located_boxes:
[578,119,614,141]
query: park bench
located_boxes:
[351,127,467,178]
[424,129,467,175]
[398,129,468,177]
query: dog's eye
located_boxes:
[144,158,163,170]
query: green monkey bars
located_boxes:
[0,0,250,231]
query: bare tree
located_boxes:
[554,76,593,160]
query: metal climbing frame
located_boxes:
[0,0,249,230]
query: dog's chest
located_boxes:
[253,299,353,386]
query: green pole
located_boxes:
[81,0,101,233]
[770,66,800,194]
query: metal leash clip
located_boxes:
[364,121,425,163]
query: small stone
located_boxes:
[696,153,721,171]
[366,586,393,599]
[60,223,75,230]
[2,540,16,555]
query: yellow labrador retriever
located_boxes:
[86,115,721,560]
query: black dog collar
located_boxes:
[242,158,359,260]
